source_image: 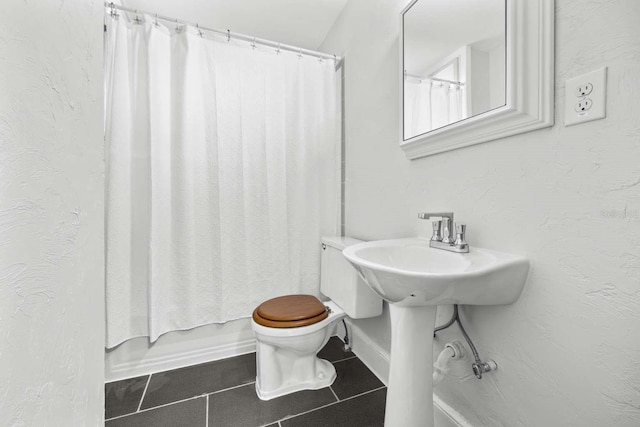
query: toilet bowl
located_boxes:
[252,299,345,400]
[251,237,383,400]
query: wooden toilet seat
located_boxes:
[252,295,329,328]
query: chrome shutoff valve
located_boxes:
[472,360,498,379]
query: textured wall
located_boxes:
[0,1,105,425]
[321,0,640,425]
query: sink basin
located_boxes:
[342,237,529,307]
[341,238,529,427]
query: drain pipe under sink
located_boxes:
[433,341,465,386]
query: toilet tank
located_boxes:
[320,237,383,319]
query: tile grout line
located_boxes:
[207,381,255,397]
[105,394,208,422]
[106,381,257,422]
[205,394,209,427]
[329,385,386,406]
[136,374,152,413]
[344,385,387,402]
[329,385,340,402]
[330,355,356,364]
[277,385,387,424]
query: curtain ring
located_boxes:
[133,10,143,25]
[196,23,203,38]
[276,43,281,55]
[226,29,231,42]
[251,37,257,49]
[298,48,303,59]
[109,2,119,19]
[154,13,159,27]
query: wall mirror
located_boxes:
[400,0,554,160]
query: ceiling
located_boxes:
[119,0,348,51]
[404,0,505,74]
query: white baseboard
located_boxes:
[343,321,473,427]
[107,338,256,382]
[433,395,474,427]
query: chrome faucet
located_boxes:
[418,212,469,253]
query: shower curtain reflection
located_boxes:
[404,80,464,137]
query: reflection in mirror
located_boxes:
[403,0,506,141]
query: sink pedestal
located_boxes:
[386,304,438,427]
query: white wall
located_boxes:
[488,41,505,110]
[469,48,491,116]
[469,39,506,115]
[0,1,105,425]
[321,0,640,425]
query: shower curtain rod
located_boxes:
[105,2,342,64]
[404,72,464,86]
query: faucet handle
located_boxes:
[454,223,468,250]
[418,212,452,221]
[418,212,455,244]
[431,220,442,241]
[418,213,439,221]
[441,217,453,244]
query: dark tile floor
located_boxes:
[105,337,386,426]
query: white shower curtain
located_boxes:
[104,14,339,347]
[404,80,464,138]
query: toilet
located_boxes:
[251,236,383,400]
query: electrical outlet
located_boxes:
[575,98,593,112]
[565,67,607,127]
[575,83,593,97]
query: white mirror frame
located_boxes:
[400,0,555,160]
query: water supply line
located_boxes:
[341,319,352,352]
[326,304,351,352]
[433,304,497,379]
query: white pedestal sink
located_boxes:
[342,238,529,427]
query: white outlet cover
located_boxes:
[565,67,607,126]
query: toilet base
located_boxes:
[255,357,336,400]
